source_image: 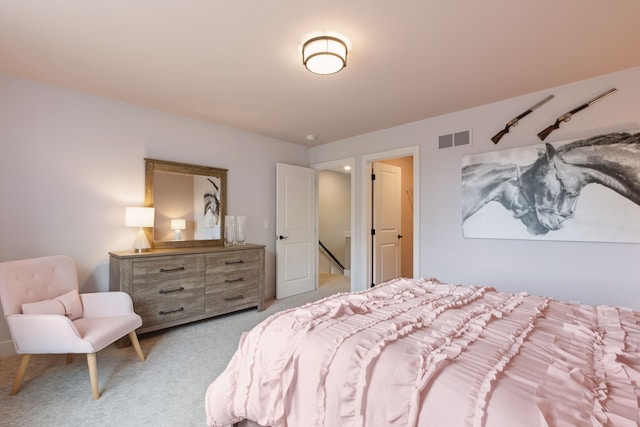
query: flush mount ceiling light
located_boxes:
[302,36,348,75]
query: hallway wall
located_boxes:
[318,170,351,269]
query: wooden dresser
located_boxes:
[109,244,265,335]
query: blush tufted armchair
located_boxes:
[0,255,145,399]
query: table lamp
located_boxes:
[125,207,155,252]
[171,218,186,240]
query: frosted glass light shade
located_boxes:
[302,36,348,75]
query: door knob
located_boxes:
[397,234,403,239]
[277,235,288,240]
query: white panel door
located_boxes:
[276,163,317,298]
[373,162,402,284]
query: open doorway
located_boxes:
[361,146,420,289]
[372,157,414,284]
[314,158,355,293]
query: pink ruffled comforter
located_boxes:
[206,278,640,426]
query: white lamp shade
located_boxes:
[171,219,186,230]
[125,207,155,228]
[302,36,348,75]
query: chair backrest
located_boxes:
[0,255,79,317]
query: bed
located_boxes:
[205,278,640,426]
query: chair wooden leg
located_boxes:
[128,331,145,362]
[66,354,73,364]
[86,353,100,400]
[10,354,31,396]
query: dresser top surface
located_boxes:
[109,243,265,259]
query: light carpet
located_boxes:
[0,276,349,427]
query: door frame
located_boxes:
[312,157,356,292]
[361,146,420,290]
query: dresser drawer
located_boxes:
[134,296,204,328]
[206,268,260,290]
[205,250,260,274]
[205,282,258,314]
[132,255,205,327]
[205,265,259,314]
[132,256,205,287]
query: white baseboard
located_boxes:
[0,340,16,359]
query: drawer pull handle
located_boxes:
[224,277,244,283]
[159,266,186,273]
[224,295,244,302]
[159,286,185,294]
[225,260,244,265]
[159,307,184,315]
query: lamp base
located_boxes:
[132,228,151,252]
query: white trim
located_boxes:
[360,146,420,291]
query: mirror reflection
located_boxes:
[145,159,227,249]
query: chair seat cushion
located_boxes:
[73,314,142,352]
[21,289,84,320]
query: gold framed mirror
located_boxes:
[144,158,227,249]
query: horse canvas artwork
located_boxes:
[462,131,640,243]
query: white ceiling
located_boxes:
[1,1,639,146]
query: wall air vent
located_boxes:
[438,129,471,149]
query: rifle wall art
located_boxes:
[461,130,640,243]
